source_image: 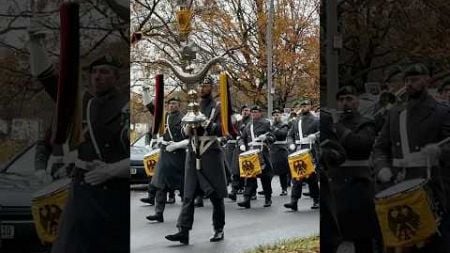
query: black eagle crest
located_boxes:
[387,205,420,241]
[146,159,157,173]
[242,160,254,176]
[293,160,307,177]
[39,204,63,236]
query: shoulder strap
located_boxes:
[86,98,103,161]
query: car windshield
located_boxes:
[132,134,148,147]
[1,144,36,176]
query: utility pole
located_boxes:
[326,0,339,108]
[266,0,274,115]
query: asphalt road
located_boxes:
[130,178,319,253]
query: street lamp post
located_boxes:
[326,0,339,108]
[266,0,274,115]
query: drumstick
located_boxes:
[437,137,450,147]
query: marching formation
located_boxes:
[139,77,321,245]
[321,62,450,253]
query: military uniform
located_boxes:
[238,108,275,208]
[227,114,251,199]
[319,111,347,253]
[372,90,450,252]
[285,110,320,210]
[330,86,379,253]
[269,117,290,195]
[147,105,186,222]
[170,94,228,241]
[52,88,129,253]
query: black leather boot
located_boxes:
[209,229,224,242]
[228,192,237,201]
[311,199,320,209]
[263,196,272,207]
[284,198,298,211]
[165,228,189,244]
[146,213,163,222]
[237,196,251,208]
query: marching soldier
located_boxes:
[146,97,187,222]
[269,109,290,196]
[319,110,347,253]
[373,63,450,252]
[227,105,252,200]
[51,55,130,253]
[285,100,320,211]
[165,76,228,244]
[237,105,275,208]
[331,86,379,253]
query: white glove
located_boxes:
[336,241,355,253]
[239,145,246,152]
[289,144,296,151]
[377,167,393,183]
[34,170,51,184]
[307,134,317,143]
[142,87,152,106]
[422,144,441,160]
[258,134,267,141]
[166,139,189,152]
[84,160,114,186]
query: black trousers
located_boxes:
[244,169,273,198]
[51,172,129,253]
[230,174,244,193]
[279,172,289,191]
[177,184,225,231]
[291,172,319,201]
[148,180,157,200]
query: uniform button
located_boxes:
[415,146,419,151]
[396,142,400,146]
[105,144,110,148]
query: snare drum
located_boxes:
[374,179,439,248]
[239,149,262,178]
[144,149,160,177]
[288,149,315,180]
[31,178,71,243]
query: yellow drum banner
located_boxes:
[31,188,68,243]
[144,151,160,177]
[239,152,262,178]
[288,150,315,180]
[375,188,437,247]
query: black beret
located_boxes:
[251,105,262,111]
[272,109,282,115]
[240,105,249,111]
[202,76,215,85]
[403,63,430,78]
[336,85,358,99]
[86,54,122,72]
[167,96,181,103]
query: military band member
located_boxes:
[319,110,347,253]
[142,89,179,205]
[237,105,275,208]
[50,55,130,253]
[165,76,228,244]
[146,97,187,222]
[285,100,320,211]
[227,105,252,200]
[373,63,450,252]
[331,86,379,253]
[269,109,290,196]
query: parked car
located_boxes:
[0,143,51,253]
[130,134,151,185]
